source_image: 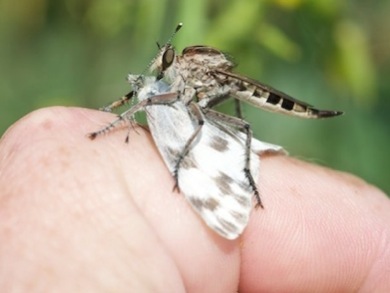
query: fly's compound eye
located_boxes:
[161,47,175,72]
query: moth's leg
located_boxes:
[203,109,263,208]
[172,102,205,192]
[99,91,134,112]
[88,92,179,140]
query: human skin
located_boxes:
[0,107,389,292]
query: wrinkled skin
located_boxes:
[0,107,389,292]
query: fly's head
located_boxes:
[148,24,234,90]
[149,23,183,81]
[150,44,177,81]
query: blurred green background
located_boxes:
[0,0,389,194]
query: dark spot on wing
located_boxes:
[235,193,251,208]
[230,210,247,225]
[190,197,219,211]
[167,146,180,158]
[190,198,203,210]
[217,217,238,234]
[180,152,198,169]
[214,226,228,237]
[209,136,229,152]
[215,172,234,195]
[218,172,234,184]
[204,198,220,211]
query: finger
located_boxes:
[86,107,243,292]
[239,156,390,292]
[0,107,240,292]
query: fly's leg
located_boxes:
[203,109,263,208]
[88,92,179,140]
[99,91,135,112]
[172,102,205,192]
[234,99,243,119]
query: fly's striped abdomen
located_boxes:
[213,70,343,119]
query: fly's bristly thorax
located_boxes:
[181,46,235,71]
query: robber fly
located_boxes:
[149,25,343,119]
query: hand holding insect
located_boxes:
[1,108,388,291]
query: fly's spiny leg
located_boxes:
[234,99,243,119]
[88,114,129,140]
[99,91,134,112]
[172,102,205,192]
[198,91,244,119]
[241,123,264,209]
[124,119,139,143]
[203,109,263,208]
[88,92,179,140]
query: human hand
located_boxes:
[0,107,389,292]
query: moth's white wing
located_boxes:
[135,77,283,239]
[205,114,286,156]
[145,104,255,239]
[249,136,286,155]
[177,120,258,239]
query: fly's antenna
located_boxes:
[166,22,183,47]
[141,22,183,77]
[156,22,183,49]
